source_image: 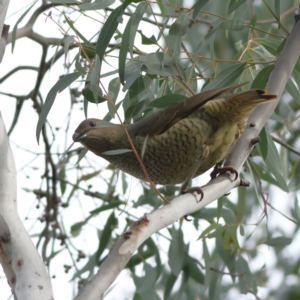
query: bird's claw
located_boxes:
[181,186,204,202]
[184,215,192,221]
[210,165,239,181]
[181,187,204,221]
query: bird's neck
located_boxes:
[83,126,132,157]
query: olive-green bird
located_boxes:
[73,83,276,195]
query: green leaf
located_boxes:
[48,0,77,2]
[75,56,86,75]
[123,61,143,91]
[90,55,101,103]
[11,1,37,52]
[141,135,149,159]
[119,17,132,85]
[102,149,132,155]
[198,223,223,240]
[239,225,244,236]
[70,219,90,237]
[260,37,281,56]
[185,65,197,92]
[108,77,121,117]
[202,239,211,286]
[59,168,66,196]
[193,0,209,19]
[96,5,124,74]
[277,39,286,55]
[128,2,148,58]
[259,127,268,160]
[36,72,81,143]
[125,76,149,121]
[140,52,177,77]
[80,170,101,181]
[148,94,187,108]
[217,196,224,222]
[216,235,235,273]
[168,226,185,276]
[219,19,245,31]
[138,30,157,45]
[167,14,189,60]
[208,269,220,300]
[63,14,92,46]
[195,207,235,224]
[80,0,115,11]
[203,62,246,91]
[89,201,125,215]
[63,35,75,63]
[97,212,118,260]
[236,186,246,223]
[76,148,88,165]
[286,78,300,106]
[183,255,204,284]
[164,272,177,299]
[121,172,128,194]
[295,197,300,223]
[119,2,149,84]
[261,236,292,247]
[246,160,262,202]
[123,0,144,7]
[82,83,107,104]
[228,0,247,14]
[264,129,289,192]
[274,0,280,21]
[249,14,257,29]
[251,65,274,89]
[134,262,157,293]
[103,100,123,121]
[236,255,256,294]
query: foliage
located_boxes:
[2,0,300,299]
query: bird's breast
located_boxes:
[102,118,214,184]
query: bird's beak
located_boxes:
[72,132,86,142]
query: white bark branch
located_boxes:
[0,113,54,300]
[0,0,9,62]
[74,16,300,300]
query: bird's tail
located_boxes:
[207,89,277,127]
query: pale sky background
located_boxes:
[0,1,297,299]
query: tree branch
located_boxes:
[0,0,10,62]
[74,13,300,300]
[0,113,54,299]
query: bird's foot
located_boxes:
[181,186,204,202]
[210,165,239,181]
[181,187,204,222]
[184,215,192,221]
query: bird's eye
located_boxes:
[89,121,96,127]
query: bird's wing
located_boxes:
[128,82,248,137]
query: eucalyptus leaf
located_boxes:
[102,149,132,155]
[203,62,246,91]
[36,72,81,143]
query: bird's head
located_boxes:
[72,118,125,156]
[72,118,114,142]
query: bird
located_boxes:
[72,83,276,198]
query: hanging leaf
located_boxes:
[36,72,81,143]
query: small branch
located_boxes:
[255,3,300,24]
[271,135,300,156]
[0,66,39,83]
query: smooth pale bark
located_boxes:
[0,0,9,62]
[0,114,54,300]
